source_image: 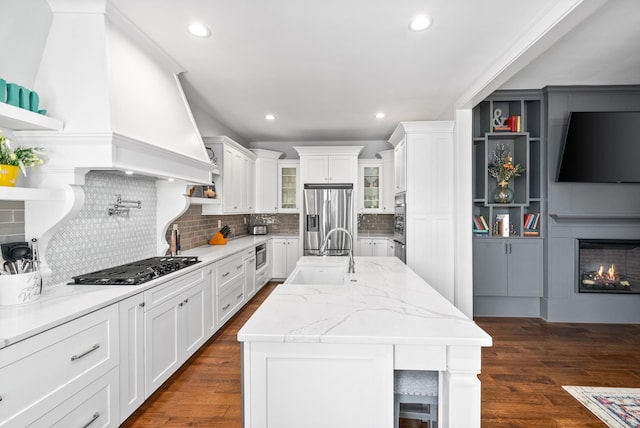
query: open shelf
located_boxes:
[0,102,63,131]
[0,186,67,201]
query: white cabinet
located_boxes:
[393,137,407,193]
[271,238,300,279]
[242,342,393,428]
[358,160,383,213]
[387,239,396,256]
[244,247,257,300]
[118,293,145,423]
[204,137,257,214]
[253,149,282,213]
[377,149,395,212]
[278,160,300,212]
[389,122,456,303]
[300,155,357,184]
[216,252,246,325]
[357,238,388,256]
[0,306,118,428]
[294,146,363,185]
[143,269,208,395]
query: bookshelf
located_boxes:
[472,92,543,239]
[472,91,545,302]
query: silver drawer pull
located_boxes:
[222,303,231,310]
[71,344,100,361]
[237,293,243,299]
[222,271,230,278]
[0,394,3,402]
[236,264,243,269]
[82,412,100,428]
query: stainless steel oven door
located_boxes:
[256,243,267,270]
[394,192,406,244]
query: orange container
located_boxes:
[208,231,227,245]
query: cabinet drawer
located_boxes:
[217,276,245,325]
[28,368,118,428]
[144,268,206,310]
[0,306,118,427]
[216,253,244,290]
[256,267,269,289]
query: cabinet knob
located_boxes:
[184,298,189,304]
[139,301,145,308]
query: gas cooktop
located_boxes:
[69,256,200,286]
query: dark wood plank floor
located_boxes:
[122,284,640,427]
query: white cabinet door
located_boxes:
[181,282,207,360]
[245,157,255,212]
[119,293,145,423]
[278,161,300,212]
[285,238,300,275]
[256,157,279,213]
[357,238,388,256]
[205,266,217,336]
[394,138,406,193]
[328,155,356,183]
[387,239,395,256]
[272,238,299,278]
[245,253,257,300]
[378,149,395,212]
[271,239,289,278]
[301,155,329,183]
[144,295,181,395]
[358,161,383,213]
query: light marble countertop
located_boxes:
[238,256,492,346]
[0,235,271,349]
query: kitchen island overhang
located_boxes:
[238,257,492,428]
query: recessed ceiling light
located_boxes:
[265,114,276,121]
[125,170,134,175]
[375,112,386,119]
[409,15,432,31]
[167,178,175,182]
[187,22,211,38]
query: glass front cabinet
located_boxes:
[358,161,382,213]
[278,160,300,212]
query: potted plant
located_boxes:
[0,131,44,186]
[488,144,524,203]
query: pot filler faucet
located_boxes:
[319,227,355,274]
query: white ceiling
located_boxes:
[9,0,639,143]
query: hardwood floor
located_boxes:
[122,284,640,427]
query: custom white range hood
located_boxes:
[15,0,214,187]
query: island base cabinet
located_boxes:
[242,342,394,428]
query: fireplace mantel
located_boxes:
[550,213,640,222]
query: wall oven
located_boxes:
[394,192,406,263]
[256,243,267,270]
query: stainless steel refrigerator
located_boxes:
[303,183,353,256]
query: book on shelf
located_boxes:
[493,115,521,132]
[523,230,540,237]
[473,215,490,232]
[473,229,489,235]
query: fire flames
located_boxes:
[582,263,631,289]
[597,264,616,280]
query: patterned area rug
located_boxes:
[563,386,640,427]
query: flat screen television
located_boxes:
[557,111,640,183]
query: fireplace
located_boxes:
[578,239,640,294]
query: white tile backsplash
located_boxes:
[46,171,157,286]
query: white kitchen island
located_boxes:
[238,256,492,428]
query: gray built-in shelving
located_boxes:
[472,90,545,315]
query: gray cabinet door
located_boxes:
[473,239,508,296]
[507,239,543,297]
